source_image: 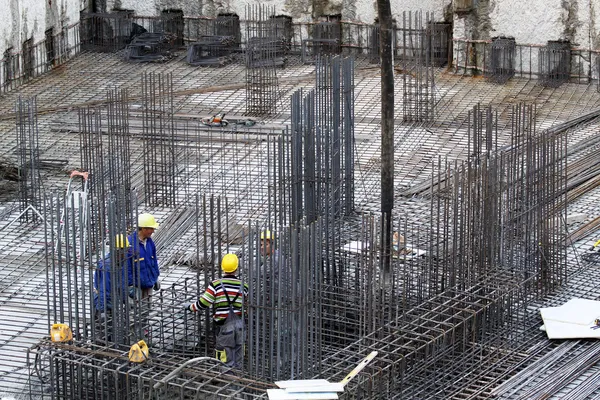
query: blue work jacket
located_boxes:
[128,232,160,289]
[93,251,133,311]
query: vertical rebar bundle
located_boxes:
[290,56,355,225]
[142,72,178,207]
[488,36,516,83]
[400,11,436,122]
[79,88,134,245]
[539,40,572,87]
[105,89,133,220]
[15,96,42,222]
[245,5,280,116]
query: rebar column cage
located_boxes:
[186,36,236,66]
[313,20,342,55]
[245,5,280,116]
[598,55,600,92]
[15,96,42,222]
[22,38,34,81]
[369,24,380,64]
[427,22,451,67]
[267,15,293,53]
[80,11,134,52]
[160,9,185,46]
[539,40,571,87]
[400,11,436,123]
[214,13,241,48]
[488,36,516,84]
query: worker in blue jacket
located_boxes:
[93,234,133,342]
[128,213,161,299]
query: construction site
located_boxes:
[2,4,600,400]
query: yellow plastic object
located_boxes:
[128,340,150,363]
[50,323,73,342]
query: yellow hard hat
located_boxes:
[115,234,130,249]
[50,323,73,343]
[260,230,273,240]
[138,213,159,229]
[128,340,149,363]
[221,253,239,273]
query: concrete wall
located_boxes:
[455,0,600,48]
[0,0,84,56]
[0,0,599,70]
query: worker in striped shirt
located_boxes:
[184,253,248,368]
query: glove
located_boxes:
[183,302,195,312]
[153,281,161,291]
[128,286,141,301]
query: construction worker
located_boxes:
[128,213,161,300]
[93,234,133,342]
[259,229,294,370]
[260,229,288,292]
[184,253,248,369]
[392,231,407,257]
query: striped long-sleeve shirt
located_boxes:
[188,274,249,324]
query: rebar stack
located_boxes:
[15,96,42,222]
[400,11,436,122]
[124,32,176,62]
[186,36,236,66]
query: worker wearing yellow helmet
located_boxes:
[184,253,248,369]
[260,229,275,257]
[128,213,161,300]
[93,234,133,341]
